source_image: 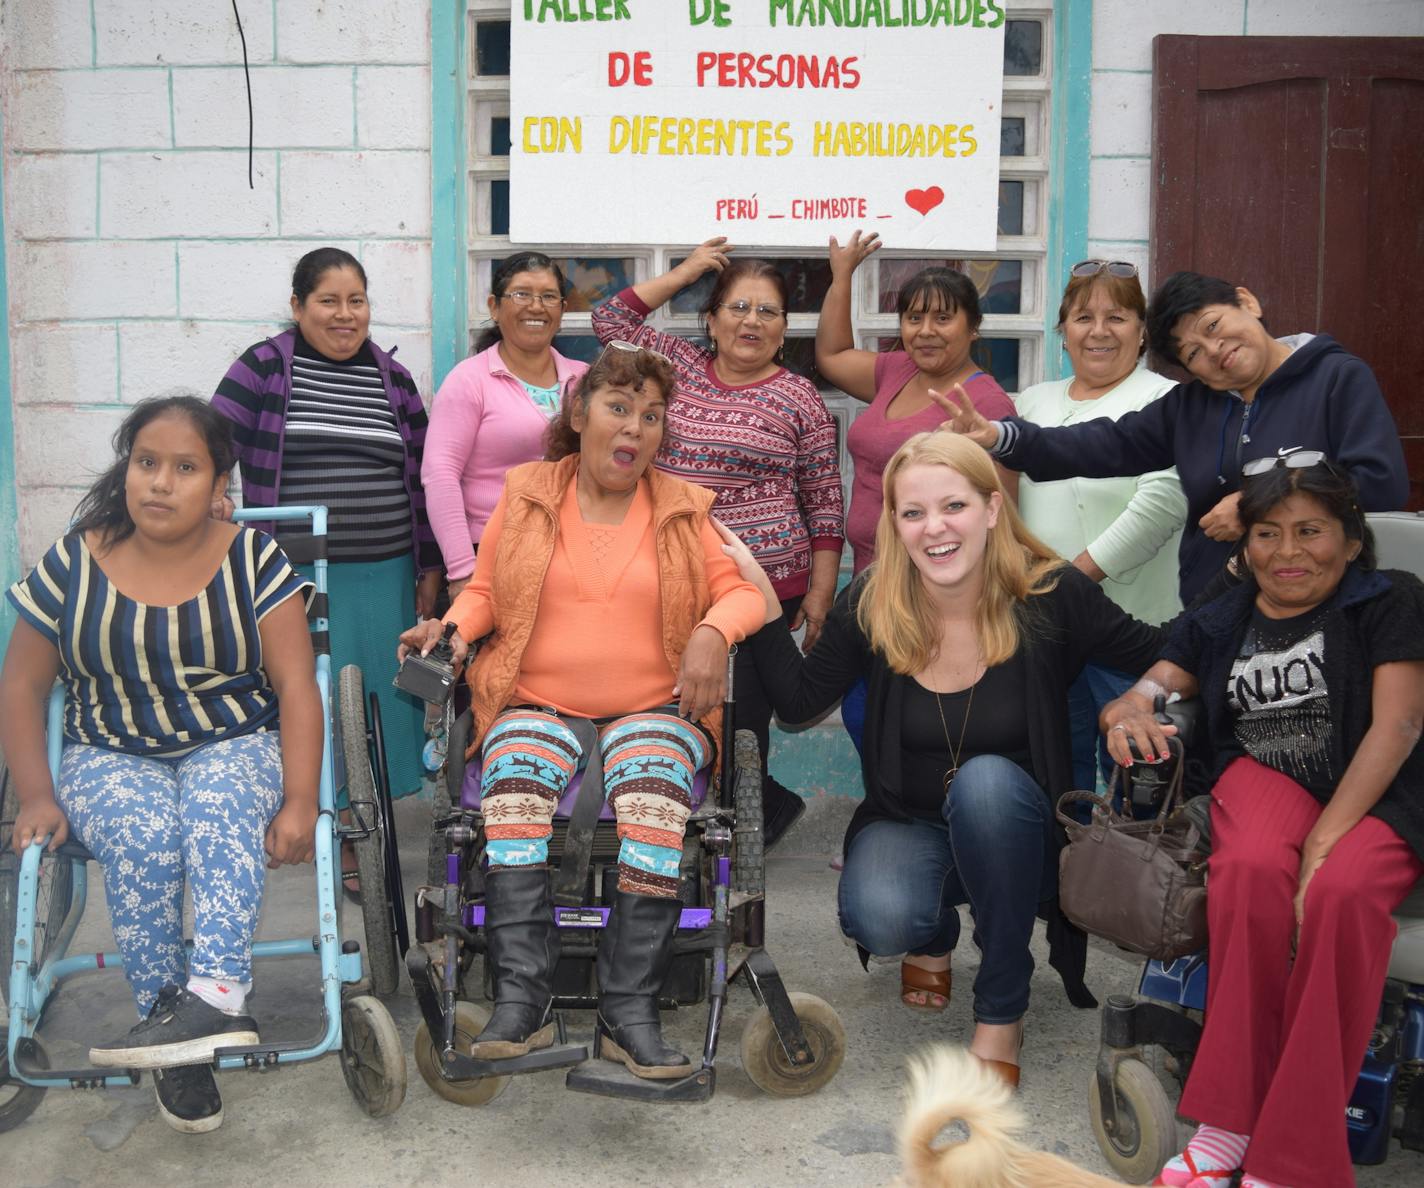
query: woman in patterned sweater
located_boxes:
[593,238,845,846]
[1,396,321,1133]
[213,248,442,880]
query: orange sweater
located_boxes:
[449,478,765,719]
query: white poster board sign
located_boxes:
[510,2,1007,250]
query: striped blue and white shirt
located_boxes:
[6,528,312,756]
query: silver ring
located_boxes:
[1111,724,1128,733]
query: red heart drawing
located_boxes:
[905,186,945,216]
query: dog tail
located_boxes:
[897,1045,1030,1187]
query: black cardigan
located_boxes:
[750,564,1164,1006]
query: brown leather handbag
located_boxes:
[1055,744,1209,961]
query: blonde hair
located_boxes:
[857,432,1064,673]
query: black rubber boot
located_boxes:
[469,866,559,1059]
[594,891,691,1079]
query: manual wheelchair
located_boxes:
[399,645,846,1106]
[1087,512,1424,1182]
[0,506,406,1132]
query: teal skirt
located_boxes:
[297,555,426,801]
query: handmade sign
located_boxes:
[509,1,1007,249]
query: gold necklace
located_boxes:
[933,659,980,793]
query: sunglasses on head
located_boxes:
[597,339,673,367]
[1070,259,1139,279]
[1241,449,1328,477]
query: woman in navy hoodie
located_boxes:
[936,270,1408,604]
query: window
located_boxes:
[464,2,1055,465]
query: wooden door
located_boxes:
[1151,35,1424,506]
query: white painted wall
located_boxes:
[1,0,433,562]
[1085,0,1424,287]
[3,1,1421,567]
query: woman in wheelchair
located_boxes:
[0,395,321,1132]
[721,430,1163,1087]
[398,343,764,1080]
[1101,456,1424,1188]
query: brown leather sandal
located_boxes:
[900,959,951,1011]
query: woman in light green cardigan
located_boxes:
[1015,261,1186,792]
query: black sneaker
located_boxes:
[153,1063,223,1134]
[90,987,258,1069]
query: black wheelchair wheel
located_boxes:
[0,1033,47,1133]
[412,1001,509,1107]
[0,763,74,1002]
[1088,1058,1179,1184]
[339,994,407,1118]
[731,729,765,897]
[338,666,399,997]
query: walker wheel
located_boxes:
[739,991,846,1097]
[0,1034,48,1134]
[1088,1057,1178,1184]
[413,1001,510,1107]
[339,995,407,1118]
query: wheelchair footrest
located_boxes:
[564,1058,714,1103]
[443,1043,588,1079]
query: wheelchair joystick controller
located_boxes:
[394,621,459,705]
[1125,695,1178,812]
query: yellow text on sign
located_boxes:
[523,116,584,153]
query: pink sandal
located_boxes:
[1153,1149,1242,1188]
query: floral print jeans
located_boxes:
[56,733,284,1016]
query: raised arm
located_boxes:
[814,231,882,402]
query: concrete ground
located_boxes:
[6,794,1423,1188]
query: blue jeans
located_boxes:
[56,733,284,1016]
[836,754,1056,1024]
[1067,664,1136,796]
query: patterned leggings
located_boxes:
[481,710,710,898]
[55,733,284,1016]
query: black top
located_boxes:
[1162,565,1424,860]
[749,564,1164,1006]
[901,658,1032,816]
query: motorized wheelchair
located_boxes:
[0,506,407,1132]
[1087,511,1424,1182]
[394,645,847,1106]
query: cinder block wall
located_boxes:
[1,1,434,564]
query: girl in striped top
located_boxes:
[1,396,321,1132]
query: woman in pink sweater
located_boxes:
[422,253,589,597]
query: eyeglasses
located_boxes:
[597,338,673,367]
[1070,259,1139,279]
[714,300,786,322]
[1242,449,1327,477]
[500,290,565,308]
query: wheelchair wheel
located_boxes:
[339,666,400,997]
[339,994,407,1118]
[1088,1057,1179,1184]
[0,1033,47,1134]
[413,1001,510,1107]
[0,763,74,999]
[731,729,764,897]
[739,991,846,1097]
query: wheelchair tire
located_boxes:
[1088,1057,1179,1184]
[0,1033,47,1133]
[739,991,846,1098]
[0,763,74,1008]
[731,729,765,897]
[413,1001,510,1107]
[338,666,400,998]
[339,994,407,1118]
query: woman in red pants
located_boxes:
[1101,454,1424,1188]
